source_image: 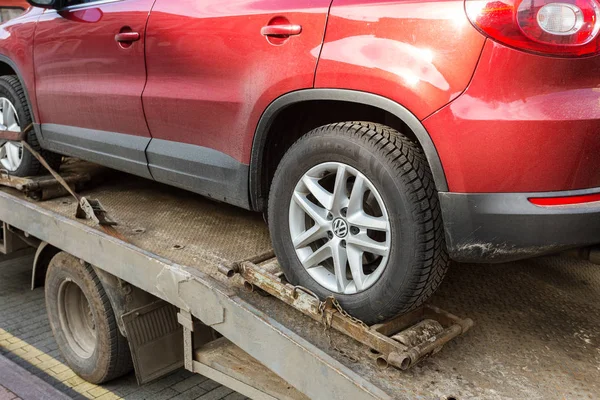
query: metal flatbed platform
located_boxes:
[0,169,598,399]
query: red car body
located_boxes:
[0,0,599,262]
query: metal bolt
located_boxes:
[327,231,333,239]
[350,226,360,235]
[327,213,333,220]
[341,208,347,217]
[341,240,346,248]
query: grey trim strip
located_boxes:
[39,123,153,179]
[147,139,250,209]
[439,187,600,263]
[249,89,449,211]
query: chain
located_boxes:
[330,296,370,330]
[318,296,367,363]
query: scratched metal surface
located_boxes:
[20,169,600,400]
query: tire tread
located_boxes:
[271,121,449,321]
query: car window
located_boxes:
[0,7,24,23]
[63,0,105,6]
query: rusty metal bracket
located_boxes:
[222,259,473,371]
[75,197,117,226]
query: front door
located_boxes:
[34,0,156,178]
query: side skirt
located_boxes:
[146,139,250,209]
[37,123,153,179]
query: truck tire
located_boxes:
[0,75,61,176]
[45,252,133,384]
[268,122,449,325]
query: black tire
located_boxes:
[268,122,449,325]
[0,75,61,176]
[45,252,133,384]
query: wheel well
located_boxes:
[0,61,16,77]
[256,100,420,211]
[31,242,61,289]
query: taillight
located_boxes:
[466,0,600,56]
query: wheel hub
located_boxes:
[57,281,97,359]
[332,218,348,238]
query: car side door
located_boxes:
[142,0,333,209]
[34,0,156,179]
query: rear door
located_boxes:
[34,0,156,178]
[142,0,332,208]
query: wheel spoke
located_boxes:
[331,164,348,212]
[347,244,366,292]
[302,175,334,210]
[292,191,328,226]
[2,100,12,128]
[7,142,19,170]
[331,242,349,292]
[347,175,366,216]
[0,99,5,126]
[348,211,388,231]
[300,242,332,269]
[293,224,326,249]
[348,232,389,256]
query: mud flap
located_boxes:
[122,301,216,384]
[122,301,184,384]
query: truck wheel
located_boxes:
[45,252,132,383]
[0,75,61,176]
[268,122,449,325]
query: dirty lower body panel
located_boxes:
[3,170,599,399]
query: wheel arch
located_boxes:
[0,55,34,115]
[249,89,449,211]
[31,241,61,290]
[0,54,40,141]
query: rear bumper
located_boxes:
[440,188,600,263]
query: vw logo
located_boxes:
[332,218,348,238]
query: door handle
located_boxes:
[260,24,302,37]
[115,32,140,43]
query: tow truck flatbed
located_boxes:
[0,168,598,399]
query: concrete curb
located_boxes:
[0,353,71,400]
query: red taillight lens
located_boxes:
[529,192,600,206]
[466,0,600,56]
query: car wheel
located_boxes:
[45,252,133,384]
[0,75,61,176]
[268,122,449,325]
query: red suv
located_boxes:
[0,0,598,324]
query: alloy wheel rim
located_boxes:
[0,97,22,172]
[289,162,391,295]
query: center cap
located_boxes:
[332,218,348,238]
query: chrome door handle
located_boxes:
[261,24,302,37]
[115,32,140,43]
